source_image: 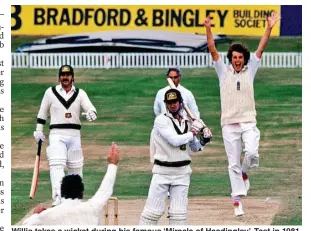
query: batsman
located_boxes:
[33,64,97,206]
[139,89,212,225]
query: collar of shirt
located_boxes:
[57,84,76,93]
[166,110,189,122]
[60,198,81,205]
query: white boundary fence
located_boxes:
[11,52,301,69]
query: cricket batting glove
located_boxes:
[199,127,212,146]
[191,118,205,134]
[33,131,45,143]
[85,110,97,121]
[202,127,212,139]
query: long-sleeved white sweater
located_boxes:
[36,84,96,136]
[150,112,203,175]
[214,54,261,127]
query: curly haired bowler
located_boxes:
[204,11,281,216]
[227,43,250,65]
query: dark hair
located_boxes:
[61,174,84,199]
[166,67,181,77]
[227,43,250,65]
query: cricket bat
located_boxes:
[29,139,42,199]
[166,77,196,120]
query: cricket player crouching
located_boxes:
[23,142,120,225]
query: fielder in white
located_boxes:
[23,142,120,225]
[139,89,212,225]
[204,12,281,216]
[154,67,200,118]
[33,64,97,206]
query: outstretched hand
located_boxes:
[107,142,120,165]
[203,16,212,28]
[266,11,281,29]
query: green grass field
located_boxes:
[11,67,301,225]
[11,36,302,225]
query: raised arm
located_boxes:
[255,11,281,59]
[89,142,120,208]
[204,16,220,61]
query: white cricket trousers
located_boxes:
[48,133,82,154]
[222,122,260,197]
[47,133,83,200]
[140,173,190,225]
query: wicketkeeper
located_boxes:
[139,89,212,225]
[33,64,97,206]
